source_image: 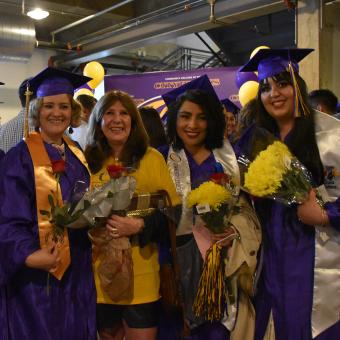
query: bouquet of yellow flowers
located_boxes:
[186,172,238,321]
[239,140,315,205]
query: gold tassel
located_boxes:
[287,62,309,117]
[193,243,226,321]
[24,83,33,139]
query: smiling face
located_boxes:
[39,94,72,144]
[176,100,207,152]
[224,109,237,137]
[101,100,132,154]
[260,77,295,124]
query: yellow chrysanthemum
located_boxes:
[186,181,231,211]
[244,141,293,197]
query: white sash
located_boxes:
[312,110,340,338]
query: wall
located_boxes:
[0,49,54,124]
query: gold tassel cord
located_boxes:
[24,83,33,139]
[193,243,226,321]
[287,62,309,117]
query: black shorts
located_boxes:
[96,301,160,329]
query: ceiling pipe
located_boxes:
[51,0,135,43]
[53,0,286,67]
[68,0,205,46]
[0,13,35,62]
[194,32,227,66]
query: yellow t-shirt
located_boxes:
[91,147,180,305]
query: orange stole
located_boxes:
[25,132,90,280]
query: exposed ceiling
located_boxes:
[0,0,313,73]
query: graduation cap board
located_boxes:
[240,48,314,81]
[28,67,92,98]
[162,74,220,108]
[221,98,240,114]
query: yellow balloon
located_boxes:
[238,81,259,107]
[83,61,105,89]
[250,45,270,59]
[74,88,94,99]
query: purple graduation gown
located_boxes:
[157,145,230,340]
[0,141,96,340]
[235,126,340,340]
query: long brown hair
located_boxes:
[85,90,149,174]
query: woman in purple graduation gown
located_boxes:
[158,75,261,340]
[0,68,96,340]
[236,48,340,340]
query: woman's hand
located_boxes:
[297,189,329,226]
[106,214,144,238]
[211,226,237,248]
[25,244,60,272]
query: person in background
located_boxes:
[85,90,180,340]
[139,106,168,149]
[236,98,257,139]
[308,88,338,116]
[158,75,261,340]
[72,94,97,149]
[0,67,96,340]
[221,98,240,144]
[0,77,36,152]
[237,48,340,340]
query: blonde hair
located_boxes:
[29,95,82,130]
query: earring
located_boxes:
[68,126,73,134]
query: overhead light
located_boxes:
[27,8,49,20]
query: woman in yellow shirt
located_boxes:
[85,90,180,340]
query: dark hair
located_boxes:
[75,94,97,112]
[236,98,257,137]
[139,106,168,148]
[85,90,149,174]
[256,70,324,185]
[18,77,36,107]
[308,89,338,115]
[166,89,226,150]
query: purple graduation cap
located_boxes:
[29,67,92,98]
[162,74,220,108]
[240,48,313,81]
[221,98,240,115]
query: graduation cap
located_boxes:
[221,98,240,114]
[240,48,313,81]
[162,74,220,108]
[29,67,92,98]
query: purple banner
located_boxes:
[105,67,239,118]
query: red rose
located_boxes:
[51,159,66,174]
[107,164,125,178]
[210,173,230,185]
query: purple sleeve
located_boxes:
[0,142,39,285]
[325,198,340,231]
[157,144,169,161]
